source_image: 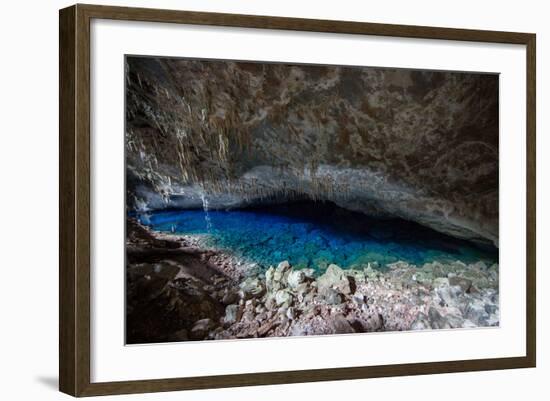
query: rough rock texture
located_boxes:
[125,57,499,245]
[126,220,499,343]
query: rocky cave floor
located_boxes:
[126,218,499,344]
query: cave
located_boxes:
[125,55,500,344]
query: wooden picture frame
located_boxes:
[59,3,536,397]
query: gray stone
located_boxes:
[274,290,293,306]
[221,290,238,305]
[277,260,291,271]
[448,276,472,292]
[445,314,465,328]
[190,318,214,339]
[433,277,450,288]
[286,307,296,320]
[352,293,366,304]
[287,269,306,289]
[320,288,344,305]
[224,304,240,325]
[302,268,316,279]
[317,264,354,294]
[239,277,266,299]
[330,314,355,334]
[464,299,489,325]
[436,285,463,307]
[410,313,430,330]
[264,266,275,289]
[363,313,384,331]
[428,307,451,329]
[274,261,291,284]
[295,282,310,298]
[484,303,498,315]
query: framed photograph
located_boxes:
[59,4,536,397]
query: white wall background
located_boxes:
[0,0,546,399]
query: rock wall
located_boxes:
[125,57,499,246]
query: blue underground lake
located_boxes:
[133,202,498,273]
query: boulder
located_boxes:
[274,261,292,284]
[287,269,306,288]
[433,277,450,288]
[286,307,296,320]
[448,276,472,292]
[317,264,354,295]
[264,266,278,292]
[428,307,451,329]
[295,282,310,298]
[302,268,316,279]
[364,313,384,331]
[319,288,344,305]
[239,277,266,299]
[224,304,241,325]
[274,289,293,306]
[463,299,489,325]
[190,318,214,339]
[410,313,430,330]
[445,314,465,328]
[221,289,239,305]
[258,319,279,337]
[330,314,355,334]
[436,285,463,307]
[485,303,498,315]
[352,293,366,304]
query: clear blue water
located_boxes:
[133,202,498,272]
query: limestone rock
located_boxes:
[436,285,463,307]
[463,299,489,325]
[274,290,293,306]
[224,304,241,325]
[239,277,266,299]
[190,318,214,339]
[319,288,344,305]
[330,314,355,334]
[286,307,296,320]
[448,276,472,292]
[126,58,499,246]
[410,313,430,330]
[317,264,354,295]
[428,307,450,330]
[287,269,306,289]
